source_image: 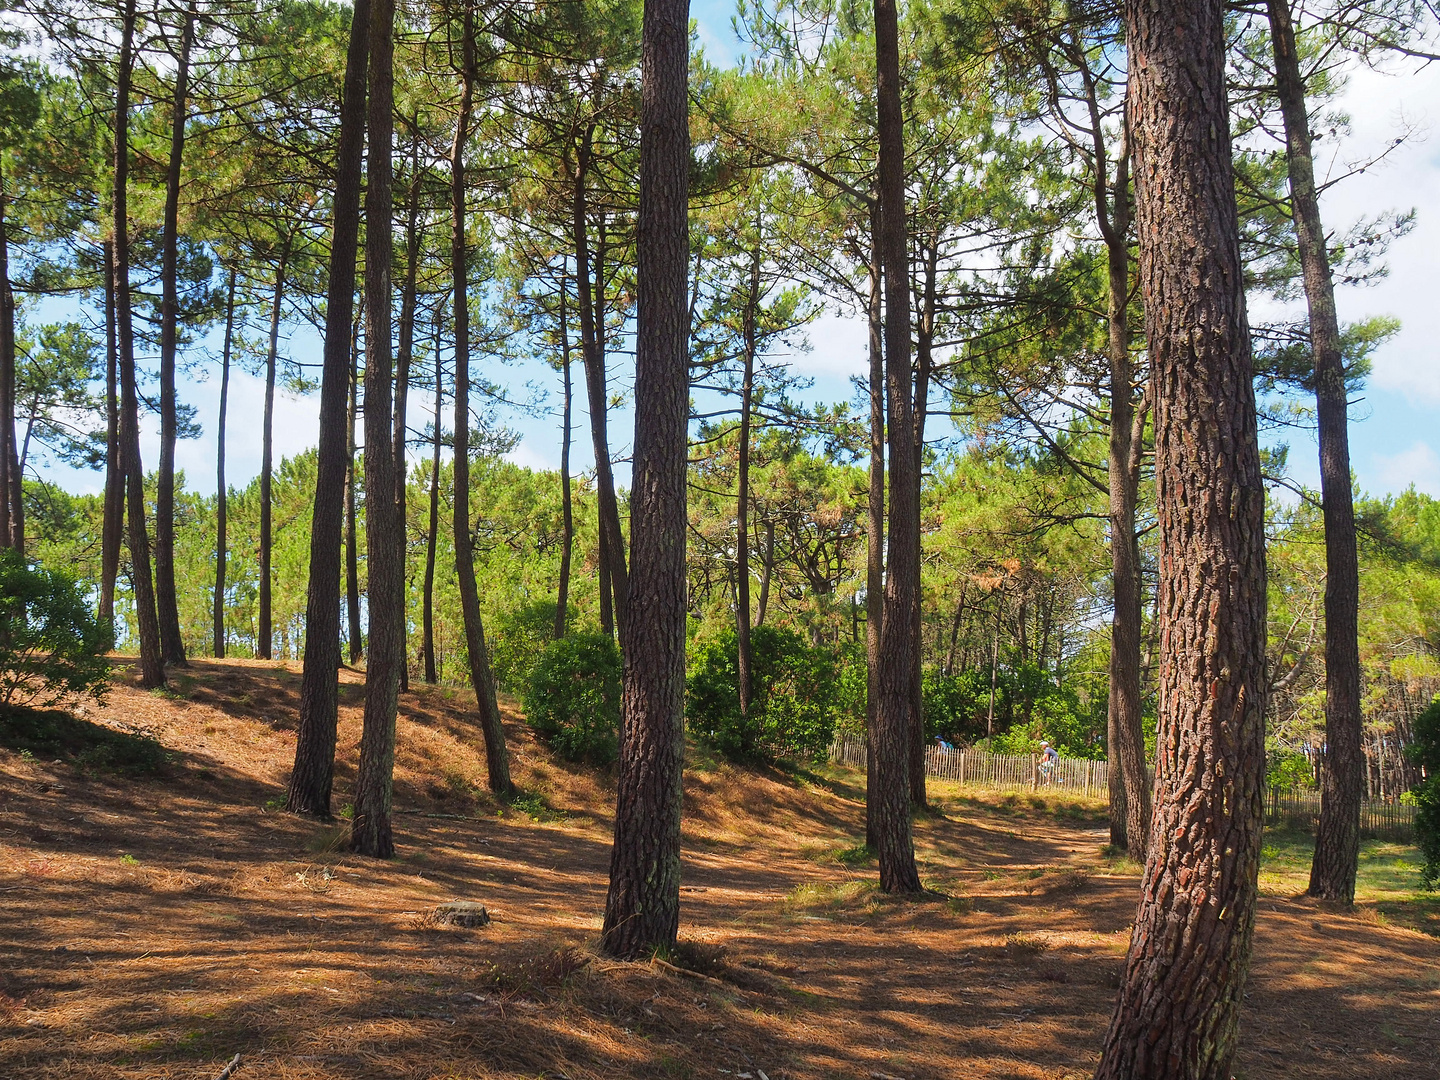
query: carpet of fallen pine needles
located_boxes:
[1,657,1438,1080]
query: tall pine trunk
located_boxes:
[351,0,403,859]
[287,0,369,817]
[213,267,236,658]
[113,0,165,690]
[155,4,196,667]
[601,0,691,960]
[908,237,937,810]
[555,273,574,640]
[735,244,759,721]
[449,4,512,797]
[871,0,921,895]
[865,204,884,850]
[345,327,363,662]
[100,240,124,631]
[259,239,292,661]
[0,167,16,552]
[423,325,442,682]
[571,130,628,639]
[1094,3,1268,1076]
[1267,0,1364,905]
[1094,112,1151,861]
[393,132,421,694]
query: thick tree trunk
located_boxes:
[555,275,574,640]
[259,241,291,661]
[602,0,691,960]
[113,0,165,690]
[155,4,196,667]
[572,133,629,638]
[423,331,441,683]
[1267,0,1364,904]
[287,0,369,817]
[870,0,921,894]
[1094,3,1269,1077]
[214,267,236,658]
[345,331,363,663]
[735,244,760,721]
[450,10,513,798]
[865,208,884,850]
[351,0,402,860]
[100,240,124,632]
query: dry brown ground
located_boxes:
[1,657,1437,1080]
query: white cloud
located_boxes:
[1372,441,1440,496]
[1321,61,1440,403]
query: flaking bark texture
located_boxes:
[601,0,691,960]
[1095,3,1268,1077]
[871,0,921,895]
[288,0,369,818]
[351,0,402,860]
[1267,0,1363,905]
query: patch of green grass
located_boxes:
[508,790,567,823]
[1259,827,1437,936]
[119,853,139,866]
[804,841,873,867]
[0,706,173,777]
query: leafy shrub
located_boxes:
[1266,738,1316,790]
[928,662,1104,760]
[1407,696,1440,888]
[0,550,110,711]
[491,600,572,694]
[523,632,620,765]
[687,624,838,763]
[923,667,993,744]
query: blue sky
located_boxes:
[26,4,1440,505]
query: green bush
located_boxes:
[1266,738,1316,791]
[927,662,1103,759]
[687,624,838,763]
[1407,696,1440,888]
[523,632,620,765]
[491,600,573,695]
[0,550,110,712]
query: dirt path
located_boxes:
[1,659,1437,1079]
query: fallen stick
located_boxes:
[649,957,742,992]
[214,1053,241,1080]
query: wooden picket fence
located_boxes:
[830,734,1417,840]
[829,733,1110,798]
[1266,787,1416,841]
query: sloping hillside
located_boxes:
[1,657,1436,1080]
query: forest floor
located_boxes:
[1,657,1438,1080]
